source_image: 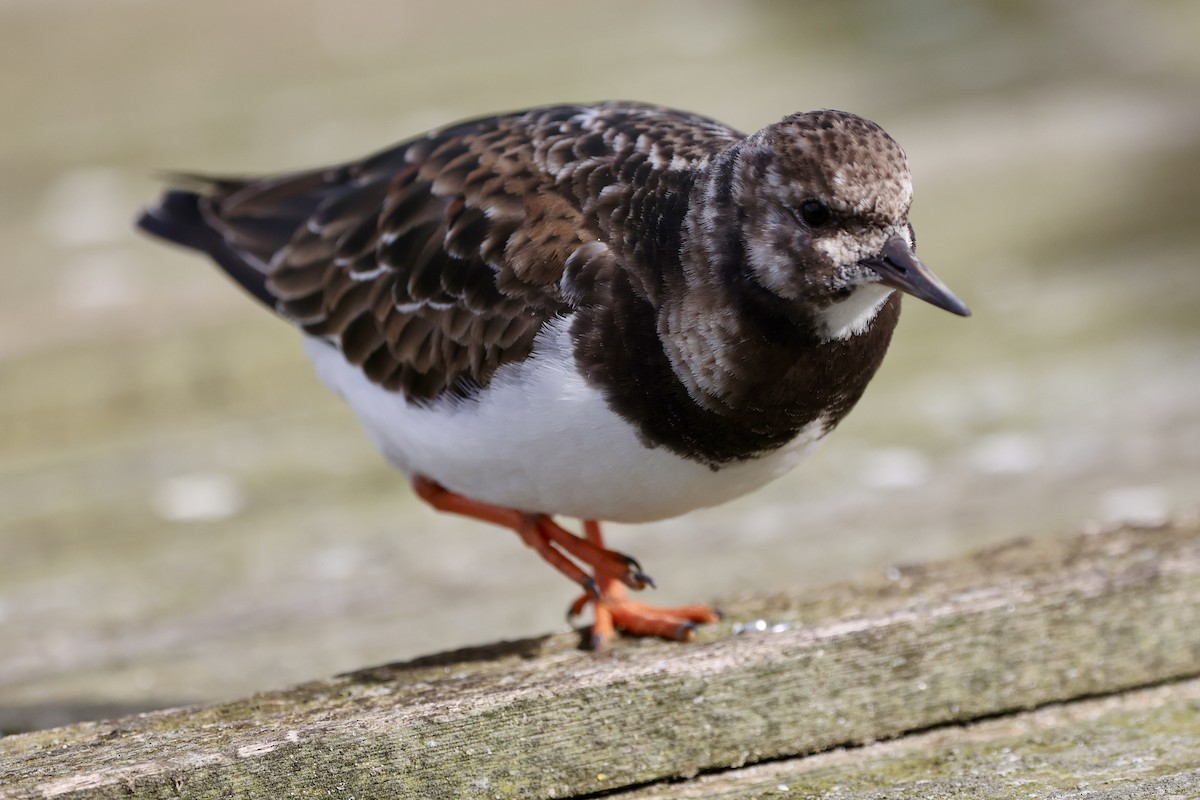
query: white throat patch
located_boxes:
[818,282,893,341]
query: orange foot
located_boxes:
[568,520,721,650]
[411,476,720,649]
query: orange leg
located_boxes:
[411,476,718,649]
[571,519,721,650]
[412,476,651,593]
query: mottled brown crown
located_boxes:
[768,110,912,220]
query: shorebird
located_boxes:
[139,102,969,648]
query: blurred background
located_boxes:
[2,0,1197,733]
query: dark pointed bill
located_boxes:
[860,236,971,317]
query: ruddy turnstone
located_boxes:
[138,101,969,649]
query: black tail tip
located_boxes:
[135,190,205,247]
[135,187,277,309]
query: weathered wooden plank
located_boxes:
[618,678,1200,799]
[1,521,1198,799]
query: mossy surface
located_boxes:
[2,523,1198,799]
[625,680,1200,799]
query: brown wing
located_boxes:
[139,102,743,401]
[200,117,588,399]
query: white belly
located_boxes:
[302,316,829,523]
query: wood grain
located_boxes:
[2,520,1198,799]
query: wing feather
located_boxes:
[138,102,744,401]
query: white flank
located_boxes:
[818,283,893,342]
[303,317,830,522]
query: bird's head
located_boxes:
[728,110,969,339]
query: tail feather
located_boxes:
[137,167,359,312]
[136,189,278,309]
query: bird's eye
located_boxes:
[798,199,832,227]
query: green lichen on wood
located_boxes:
[622,680,1200,799]
[2,522,1198,799]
